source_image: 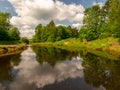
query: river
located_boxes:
[0,46,120,90]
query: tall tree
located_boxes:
[0,12,11,31]
[46,20,56,42]
[99,0,112,39]
[33,24,42,42]
[0,12,11,40]
[102,0,112,21]
[79,5,102,41]
[108,0,120,38]
[9,27,20,40]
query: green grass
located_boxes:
[54,38,82,46]
[84,37,120,52]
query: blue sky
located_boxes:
[0,0,16,15]
[0,0,106,15]
[61,0,106,7]
[0,0,106,38]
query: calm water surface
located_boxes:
[0,46,120,90]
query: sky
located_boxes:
[0,0,106,38]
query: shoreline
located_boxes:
[31,37,120,53]
[0,44,27,56]
[31,37,120,60]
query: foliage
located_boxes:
[20,37,29,44]
[79,5,103,41]
[0,12,20,43]
[33,24,42,42]
[108,0,120,38]
[31,46,78,66]
[79,0,120,41]
[0,30,10,41]
[0,12,11,41]
[9,27,20,41]
[32,20,78,42]
[81,52,120,89]
[0,12,11,31]
[0,53,21,82]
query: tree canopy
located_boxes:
[0,12,11,41]
[9,27,20,41]
[108,0,120,38]
[79,0,120,41]
[33,20,78,42]
[0,12,20,42]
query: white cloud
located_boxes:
[8,0,84,38]
[72,23,82,29]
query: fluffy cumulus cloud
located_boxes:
[8,0,84,38]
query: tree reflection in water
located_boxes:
[80,51,120,90]
[31,46,79,66]
[0,46,120,90]
[0,53,21,83]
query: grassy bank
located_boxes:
[0,44,27,56]
[52,37,120,52]
[32,37,120,60]
[32,37,120,52]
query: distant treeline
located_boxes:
[32,20,78,42]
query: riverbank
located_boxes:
[32,37,120,52]
[32,37,120,60]
[0,44,27,56]
[55,37,120,52]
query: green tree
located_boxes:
[102,0,112,21]
[56,25,68,40]
[9,27,20,40]
[33,24,42,42]
[71,27,78,38]
[33,20,78,42]
[0,12,11,40]
[79,5,103,41]
[0,12,11,31]
[108,0,120,38]
[0,30,10,41]
[66,26,72,38]
[20,37,29,44]
[46,20,56,42]
[99,0,113,39]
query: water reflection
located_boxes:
[80,51,120,90]
[0,53,21,83]
[0,46,120,90]
[31,46,79,66]
[6,47,88,90]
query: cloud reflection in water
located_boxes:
[1,47,84,90]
